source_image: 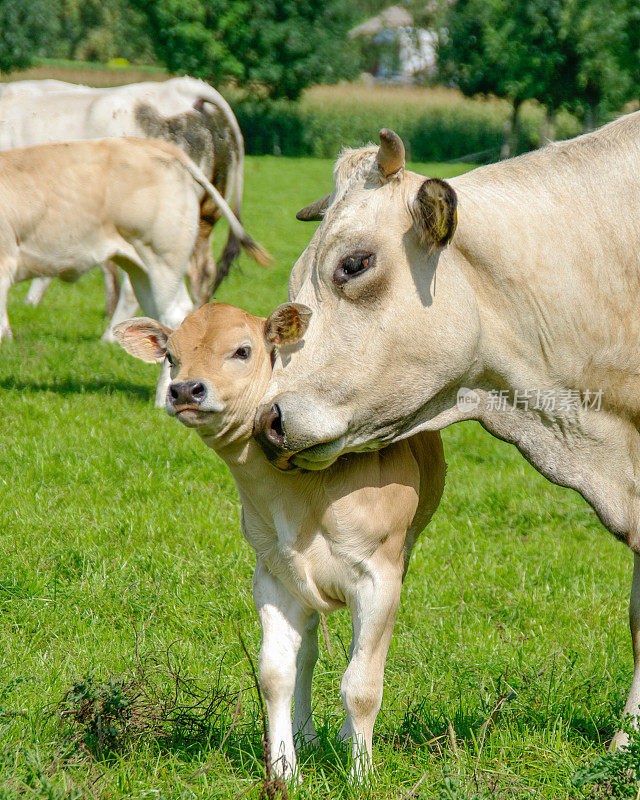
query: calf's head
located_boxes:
[255,129,481,469]
[114,302,311,446]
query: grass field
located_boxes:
[0,155,634,800]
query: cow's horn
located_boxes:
[296,194,331,222]
[378,128,405,177]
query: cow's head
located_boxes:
[113,302,310,448]
[254,129,482,469]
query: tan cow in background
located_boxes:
[0,138,268,405]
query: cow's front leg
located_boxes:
[101,261,121,318]
[101,273,138,343]
[253,562,312,779]
[293,611,319,747]
[340,565,402,780]
[613,552,640,749]
[24,277,51,307]
[0,269,13,343]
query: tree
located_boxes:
[615,0,640,107]
[0,0,57,75]
[552,0,630,129]
[440,0,565,157]
[131,0,360,100]
[440,0,632,153]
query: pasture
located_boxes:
[0,155,632,799]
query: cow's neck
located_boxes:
[440,136,640,548]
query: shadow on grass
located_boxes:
[388,680,618,755]
[0,376,154,401]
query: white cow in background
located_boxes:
[0,76,246,334]
[0,79,90,98]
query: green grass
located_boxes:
[0,156,633,799]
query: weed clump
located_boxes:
[58,649,240,760]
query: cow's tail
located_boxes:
[193,86,246,291]
[175,151,271,267]
[214,108,245,293]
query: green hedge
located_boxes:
[233,87,582,162]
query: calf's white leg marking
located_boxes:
[341,568,402,780]
[253,563,312,779]
[101,272,139,343]
[293,612,319,747]
[0,267,15,342]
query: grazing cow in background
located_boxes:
[0,76,246,328]
[113,302,445,780]
[0,138,269,406]
[0,79,119,314]
[255,116,640,748]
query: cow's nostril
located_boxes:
[265,403,285,448]
[169,384,180,401]
[191,382,206,401]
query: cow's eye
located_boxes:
[334,251,375,286]
[233,345,251,360]
[166,352,175,366]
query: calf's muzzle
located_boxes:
[169,380,207,407]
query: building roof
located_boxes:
[349,5,414,39]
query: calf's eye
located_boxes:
[334,251,375,286]
[233,346,251,360]
[166,352,175,366]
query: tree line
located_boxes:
[1,0,637,134]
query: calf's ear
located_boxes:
[411,178,457,247]
[264,303,312,347]
[112,317,172,363]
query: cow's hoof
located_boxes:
[101,328,116,344]
[610,729,630,751]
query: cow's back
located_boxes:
[0,80,214,169]
[0,138,196,241]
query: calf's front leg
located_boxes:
[253,563,312,779]
[340,566,403,780]
[293,611,319,747]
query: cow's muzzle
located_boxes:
[254,402,297,469]
[254,393,349,471]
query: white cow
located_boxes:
[0,79,90,98]
[0,137,268,405]
[0,76,246,324]
[254,116,640,749]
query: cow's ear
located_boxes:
[264,303,312,347]
[412,178,457,247]
[112,317,172,363]
[296,194,331,222]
